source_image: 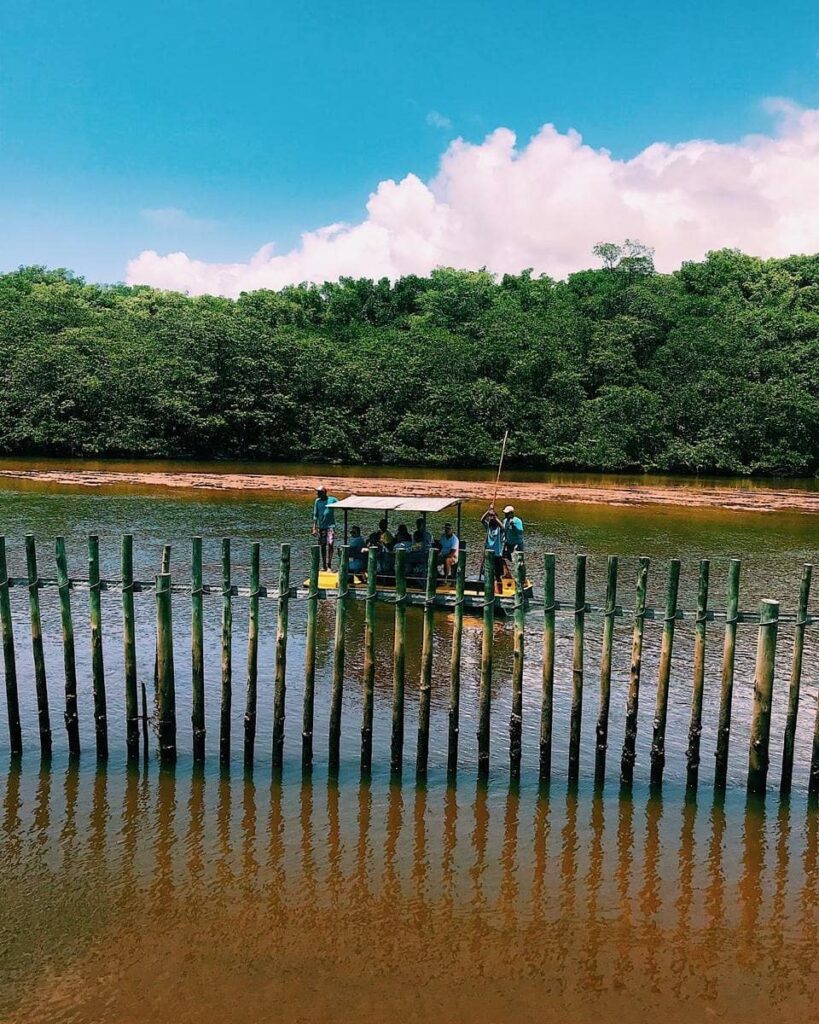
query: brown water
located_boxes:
[0,464,818,1022]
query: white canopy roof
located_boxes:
[333,494,462,513]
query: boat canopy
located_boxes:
[333,495,462,513]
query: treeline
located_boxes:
[1,248,818,475]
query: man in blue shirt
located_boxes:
[311,486,339,571]
[502,504,525,578]
[480,507,506,595]
[436,523,460,581]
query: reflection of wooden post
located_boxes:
[416,549,437,777]
[272,543,291,771]
[594,556,618,786]
[620,557,649,787]
[714,558,741,790]
[478,549,494,779]
[155,572,177,765]
[390,549,407,774]
[25,535,51,757]
[88,535,107,760]
[509,552,526,779]
[55,537,80,757]
[649,559,681,787]
[302,546,320,771]
[140,680,149,762]
[191,537,206,763]
[568,554,587,783]
[0,538,21,756]
[328,546,349,774]
[685,560,710,791]
[219,538,232,765]
[539,553,556,783]
[243,542,260,767]
[747,600,779,797]
[447,550,466,775]
[361,545,378,774]
[780,564,812,796]
[122,535,139,761]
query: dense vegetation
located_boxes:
[1,247,818,475]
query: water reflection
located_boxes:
[2,766,819,1023]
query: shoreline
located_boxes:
[0,467,818,514]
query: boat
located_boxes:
[310,494,534,614]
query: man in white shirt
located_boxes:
[437,523,460,580]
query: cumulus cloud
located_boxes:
[128,102,819,297]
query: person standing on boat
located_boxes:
[480,507,506,595]
[502,504,525,576]
[311,486,338,571]
[437,523,460,581]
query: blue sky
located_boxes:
[1,0,818,285]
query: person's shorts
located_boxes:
[319,527,335,546]
[503,542,523,560]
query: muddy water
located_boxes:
[0,469,818,1022]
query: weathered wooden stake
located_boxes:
[55,537,80,756]
[568,554,587,783]
[416,548,437,777]
[685,559,710,791]
[390,549,408,774]
[328,545,349,774]
[509,552,526,779]
[243,541,260,768]
[272,543,291,770]
[747,599,779,797]
[0,538,21,756]
[191,537,206,763]
[620,557,650,787]
[161,544,171,574]
[714,558,741,790]
[87,535,108,760]
[594,555,618,786]
[447,549,466,775]
[302,545,320,771]
[649,559,681,787]
[360,545,378,774]
[25,535,51,757]
[220,538,232,765]
[477,548,494,779]
[540,552,556,782]
[122,535,139,761]
[780,564,812,796]
[155,572,176,764]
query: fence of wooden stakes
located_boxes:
[0,534,817,801]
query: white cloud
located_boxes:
[140,207,213,230]
[128,102,819,297]
[426,110,453,130]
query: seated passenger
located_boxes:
[437,523,460,581]
[412,517,433,551]
[392,524,413,551]
[377,518,394,549]
[348,525,367,580]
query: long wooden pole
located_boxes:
[568,554,587,784]
[302,545,320,771]
[478,548,495,779]
[447,549,466,775]
[361,544,378,774]
[191,537,206,763]
[594,555,618,786]
[747,599,779,797]
[220,538,232,765]
[272,543,291,770]
[416,548,437,777]
[328,545,349,774]
[714,558,741,790]
[539,552,556,783]
[685,559,710,791]
[155,571,177,765]
[620,557,649,787]
[25,535,51,758]
[243,541,260,768]
[55,537,80,757]
[0,538,21,756]
[509,551,526,779]
[390,548,408,774]
[780,564,812,796]
[122,535,139,761]
[491,430,510,510]
[649,559,681,788]
[88,535,108,760]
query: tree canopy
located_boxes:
[1,248,818,475]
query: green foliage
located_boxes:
[0,250,818,475]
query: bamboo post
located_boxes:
[714,558,741,790]
[88,535,108,759]
[390,548,408,774]
[360,545,378,774]
[540,552,556,782]
[0,538,21,756]
[122,535,139,761]
[568,554,587,784]
[447,549,466,775]
[302,545,320,771]
[685,560,710,791]
[191,537,206,763]
[25,535,51,757]
[416,548,437,778]
[649,559,681,788]
[220,538,232,765]
[509,552,526,779]
[620,557,650,787]
[243,541,260,768]
[780,564,812,796]
[328,545,349,774]
[594,555,618,786]
[140,680,149,762]
[55,537,80,756]
[155,572,177,765]
[747,599,779,797]
[272,543,291,770]
[478,548,494,779]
